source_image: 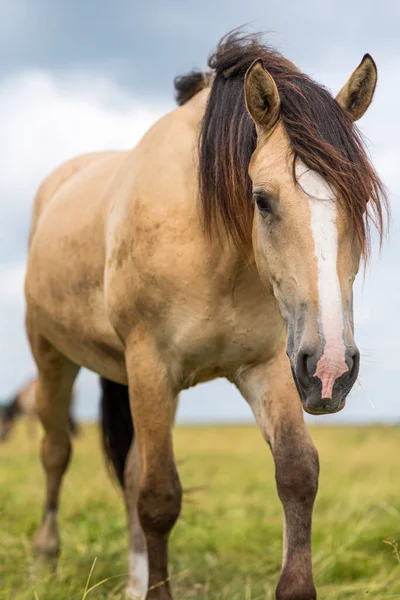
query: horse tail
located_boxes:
[68,413,80,437]
[174,70,212,106]
[100,377,133,488]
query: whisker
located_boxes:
[356,379,375,409]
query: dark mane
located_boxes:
[198,31,387,257]
[174,70,212,106]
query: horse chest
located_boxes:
[169,302,285,388]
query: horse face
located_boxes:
[249,131,361,414]
[244,58,377,414]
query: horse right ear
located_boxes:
[244,59,281,134]
[335,54,377,121]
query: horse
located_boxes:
[0,378,79,442]
[24,32,387,600]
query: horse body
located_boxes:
[26,151,126,382]
[24,33,386,600]
[26,89,284,391]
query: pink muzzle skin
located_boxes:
[314,343,349,399]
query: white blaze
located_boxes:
[296,161,348,398]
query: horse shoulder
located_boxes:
[104,106,207,339]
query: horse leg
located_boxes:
[125,336,182,600]
[28,330,79,561]
[236,353,319,600]
[124,441,148,599]
[124,396,179,600]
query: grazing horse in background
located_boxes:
[24,32,386,600]
[0,378,79,442]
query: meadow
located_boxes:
[0,422,399,599]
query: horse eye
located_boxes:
[254,194,273,215]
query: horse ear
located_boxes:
[336,54,377,121]
[244,59,280,134]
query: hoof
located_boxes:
[125,585,172,600]
[34,511,60,559]
[31,551,59,581]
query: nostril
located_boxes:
[347,347,360,380]
[297,347,315,387]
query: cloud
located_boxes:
[0,69,171,260]
[2,0,399,103]
[0,0,33,43]
[0,262,26,303]
[0,70,170,210]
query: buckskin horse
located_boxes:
[24,32,387,600]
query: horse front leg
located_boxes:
[125,333,182,600]
[124,395,179,600]
[236,352,319,600]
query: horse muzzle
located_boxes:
[290,343,360,415]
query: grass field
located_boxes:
[0,422,399,599]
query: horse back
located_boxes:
[29,151,119,245]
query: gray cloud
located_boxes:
[1,0,399,99]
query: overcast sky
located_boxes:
[0,0,399,424]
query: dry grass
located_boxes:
[0,422,399,599]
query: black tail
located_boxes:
[100,377,133,488]
[174,70,212,106]
[68,413,80,437]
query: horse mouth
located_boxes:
[301,398,346,416]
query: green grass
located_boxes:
[0,422,399,599]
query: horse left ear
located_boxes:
[336,54,377,121]
[244,59,280,134]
